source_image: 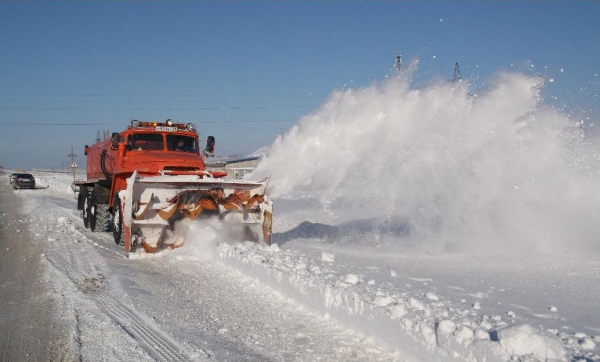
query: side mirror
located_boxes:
[205,136,215,154]
[111,133,120,149]
[84,145,89,156]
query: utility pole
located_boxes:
[452,62,463,82]
[68,147,77,183]
[394,54,402,73]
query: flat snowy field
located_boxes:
[3,70,600,362]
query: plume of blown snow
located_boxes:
[252,65,600,254]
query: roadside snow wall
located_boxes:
[218,242,567,362]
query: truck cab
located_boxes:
[77,119,218,233]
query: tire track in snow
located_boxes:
[44,251,209,362]
[33,192,209,361]
[96,295,206,362]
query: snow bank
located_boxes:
[217,241,575,362]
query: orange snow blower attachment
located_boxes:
[117,171,272,255]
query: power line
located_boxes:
[0,90,326,99]
[0,105,316,111]
[0,119,294,126]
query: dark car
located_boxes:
[13,173,35,189]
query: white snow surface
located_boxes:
[6,70,600,361]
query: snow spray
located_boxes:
[253,63,600,254]
[162,219,222,261]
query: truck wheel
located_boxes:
[112,196,124,245]
[89,197,110,233]
[95,204,111,232]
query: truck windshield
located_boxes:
[167,135,197,153]
[129,134,164,151]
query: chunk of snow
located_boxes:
[57,217,68,225]
[580,337,596,350]
[420,323,436,346]
[295,262,307,271]
[335,280,351,289]
[549,306,558,312]
[437,319,457,336]
[475,329,490,340]
[388,303,408,319]
[454,325,475,345]
[343,274,359,285]
[409,298,425,311]
[470,292,487,299]
[479,320,493,330]
[425,292,439,301]
[497,324,566,360]
[401,317,414,329]
[373,295,395,307]
[321,252,335,262]
[473,301,481,310]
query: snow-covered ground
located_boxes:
[4,68,600,362]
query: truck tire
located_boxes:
[90,197,111,233]
[94,204,111,233]
[112,196,124,245]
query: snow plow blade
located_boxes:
[118,172,272,255]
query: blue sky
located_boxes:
[1,1,599,169]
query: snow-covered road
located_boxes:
[2,173,397,362]
[2,171,599,361]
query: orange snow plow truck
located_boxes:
[74,119,272,256]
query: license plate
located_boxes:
[155,126,177,132]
